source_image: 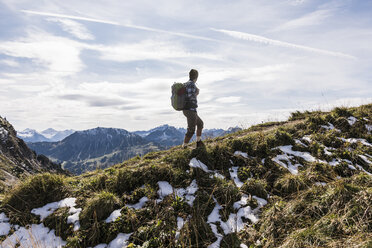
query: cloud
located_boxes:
[211,28,356,59]
[47,18,94,40]
[289,0,308,6]
[0,59,20,67]
[87,40,221,63]
[0,31,84,75]
[272,9,333,31]
[59,93,131,107]
[216,96,241,103]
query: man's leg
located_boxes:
[183,110,197,147]
[196,114,204,142]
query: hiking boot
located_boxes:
[196,140,204,148]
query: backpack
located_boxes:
[171,82,186,111]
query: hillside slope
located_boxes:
[0,117,65,192]
[0,104,371,247]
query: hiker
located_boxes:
[182,69,204,148]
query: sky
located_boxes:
[0,0,371,132]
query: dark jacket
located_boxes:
[184,80,198,111]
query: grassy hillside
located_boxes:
[0,104,371,247]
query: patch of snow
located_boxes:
[208,224,223,248]
[157,181,173,202]
[359,155,372,165]
[208,194,264,238]
[302,135,312,143]
[184,180,198,206]
[0,223,66,247]
[207,198,223,223]
[94,233,133,248]
[366,124,372,133]
[323,146,335,156]
[0,127,8,141]
[347,116,357,126]
[94,244,108,248]
[31,197,77,221]
[355,164,371,176]
[272,153,302,175]
[340,138,372,147]
[329,159,340,166]
[67,206,82,231]
[233,194,249,210]
[175,180,198,206]
[278,145,317,163]
[210,172,225,179]
[0,213,9,222]
[186,180,198,195]
[295,139,307,147]
[237,205,258,226]
[106,233,132,248]
[105,209,122,223]
[177,217,185,230]
[344,159,356,170]
[175,217,185,239]
[329,158,370,173]
[272,145,328,174]
[229,166,244,188]
[0,222,11,236]
[0,212,11,236]
[190,158,211,173]
[127,196,149,210]
[252,196,267,207]
[315,182,327,186]
[31,197,81,231]
[321,122,340,132]
[234,151,249,158]
[190,158,225,180]
[240,244,248,248]
[17,129,35,138]
[157,180,198,206]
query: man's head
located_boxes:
[189,69,198,82]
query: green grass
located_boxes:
[1,103,371,247]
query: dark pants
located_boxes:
[183,110,204,142]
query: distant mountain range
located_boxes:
[25,125,242,175]
[27,127,160,175]
[134,124,242,149]
[17,128,75,142]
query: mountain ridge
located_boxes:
[27,127,161,175]
[0,116,66,192]
[17,128,75,142]
[28,125,242,174]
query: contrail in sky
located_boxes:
[21,10,218,42]
[211,28,356,60]
[22,10,355,60]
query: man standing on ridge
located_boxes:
[182,69,204,148]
